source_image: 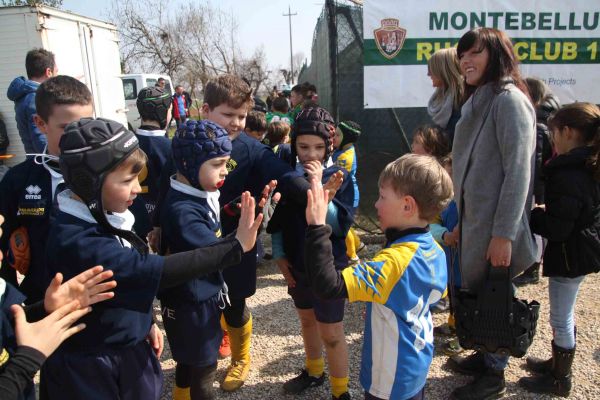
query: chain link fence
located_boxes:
[299,2,432,221]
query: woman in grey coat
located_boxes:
[448,28,537,400]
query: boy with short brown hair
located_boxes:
[304,153,453,400]
[0,75,93,304]
[200,74,316,391]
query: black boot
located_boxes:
[519,342,575,397]
[446,351,486,376]
[525,355,552,374]
[513,263,540,287]
[450,368,506,400]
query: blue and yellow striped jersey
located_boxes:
[341,230,447,399]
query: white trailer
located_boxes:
[0,5,128,165]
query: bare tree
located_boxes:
[279,52,305,85]
[110,0,186,80]
[238,46,272,95]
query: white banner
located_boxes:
[363,1,600,108]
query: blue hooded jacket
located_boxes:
[6,77,46,154]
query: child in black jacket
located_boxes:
[519,103,600,397]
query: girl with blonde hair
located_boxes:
[427,47,464,145]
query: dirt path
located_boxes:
[157,256,600,400]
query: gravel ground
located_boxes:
[154,240,600,400]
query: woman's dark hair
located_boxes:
[457,28,529,102]
[548,102,600,181]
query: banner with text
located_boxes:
[364,1,600,108]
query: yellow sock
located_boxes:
[448,312,456,329]
[345,228,358,260]
[220,313,228,332]
[172,385,190,400]
[305,357,324,378]
[330,375,349,398]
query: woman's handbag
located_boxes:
[452,265,540,358]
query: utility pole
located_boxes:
[283,5,297,84]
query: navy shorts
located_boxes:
[161,293,222,367]
[288,274,345,323]
[40,340,162,400]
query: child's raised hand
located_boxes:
[235,191,264,252]
[44,266,116,314]
[13,301,91,357]
[303,160,323,183]
[305,178,329,226]
[323,170,344,202]
[258,180,278,210]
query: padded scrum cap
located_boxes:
[136,86,172,129]
[59,117,148,254]
[290,106,336,167]
[60,118,139,204]
[172,119,231,189]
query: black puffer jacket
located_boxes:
[531,146,600,278]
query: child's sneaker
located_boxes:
[219,331,231,359]
[283,369,326,394]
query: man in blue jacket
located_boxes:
[6,49,58,154]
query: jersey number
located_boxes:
[406,290,442,352]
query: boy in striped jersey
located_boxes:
[304,154,453,400]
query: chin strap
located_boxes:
[87,197,149,255]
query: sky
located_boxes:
[61,0,325,74]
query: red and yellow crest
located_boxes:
[374,18,407,60]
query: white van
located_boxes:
[0,5,128,164]
[121,74,174,130]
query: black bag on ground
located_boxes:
[453,265,540,358]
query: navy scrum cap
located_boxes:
[59,117,148,253]
[172,119,232,189]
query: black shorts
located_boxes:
[288,276,345,323]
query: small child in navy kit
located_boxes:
[40,117,262,400]
[130,86,173,241]
[158,120,232,400]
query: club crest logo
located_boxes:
[374,18,407,60]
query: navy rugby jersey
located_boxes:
[219,132,300,298]
[45,191,163,348]
[269,166,354,275]
[0,158,63,303]
[158,178,224,306]
[131,129,172,240]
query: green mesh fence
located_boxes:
[299,3,432,221]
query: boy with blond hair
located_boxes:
[304,154,453,400]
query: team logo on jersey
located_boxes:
[374,18,407,60]
[226,158,237,173]
[0,348,8,367]
[25,185,42,200]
